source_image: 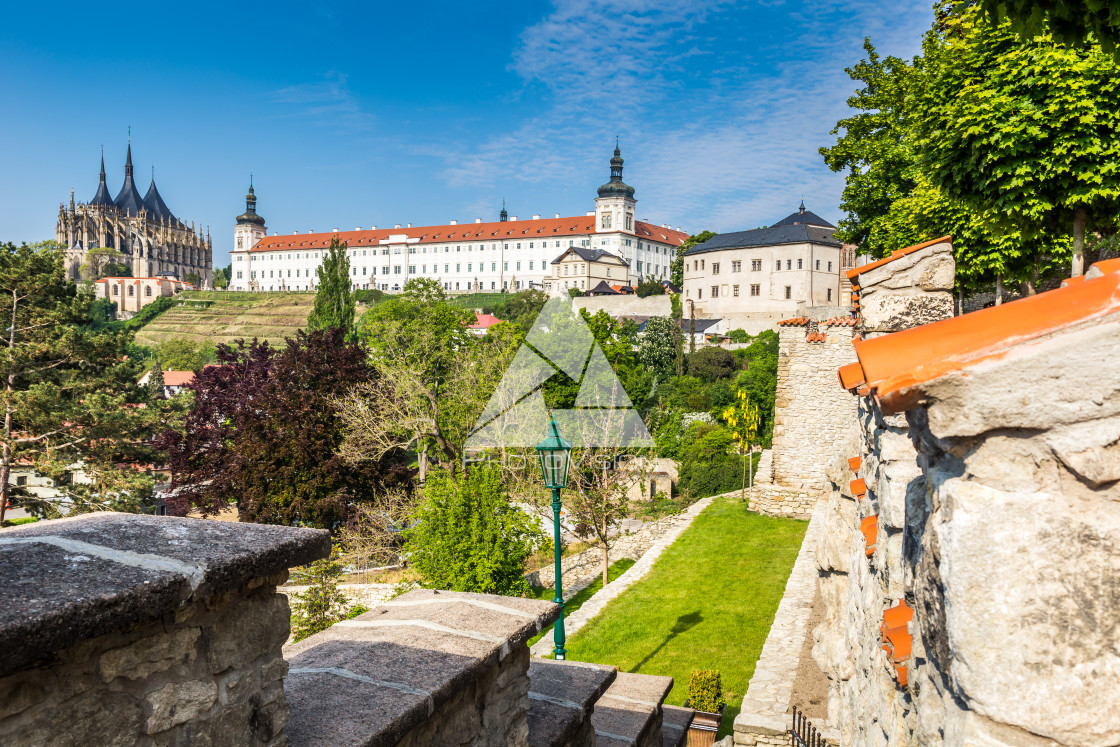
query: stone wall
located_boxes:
[0,513,329,747]
[573,294,672,318]
[733,500,838,746]
[527,504,702,590]
[279,581,396,610]
[748,315,857,519]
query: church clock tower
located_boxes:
[234,178,266,254]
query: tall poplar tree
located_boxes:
[308,237,356,339]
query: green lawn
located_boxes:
[562,498,807,739]
[528,558,636,648]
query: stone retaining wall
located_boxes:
[527,507,702,591]
[279,582,396,610]
[733,500,838,746]
[0,513,329,746]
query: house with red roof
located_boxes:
[466,312,503,336]
[95,276,194,316]
[138,370,195,397]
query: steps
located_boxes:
[527,663,691,747]
[591,672,676,747]
[527,660,615,747]
[661,705,695,747]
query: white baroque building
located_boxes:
[228,147,688,293]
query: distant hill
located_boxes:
[134,292,320,348]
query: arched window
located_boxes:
[128,286,134,297]
[112,285,118,296]
[145,286,152,297]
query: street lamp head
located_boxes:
[536,419,572,490]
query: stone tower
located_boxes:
[594,140,636,236]
[234,178,266,254]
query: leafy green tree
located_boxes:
[146,365,166,400]
[183,271,202,287]
[156,337,216,371]
[0,241,187,521]
[638,317,676,379]
[213,268,228,289]
[87,297,117,327]
[308,237,356,339]
[404,464,544,596]
[961,0,1120,54]
[290,547,364,642]
[634,277,664,297]
[721,390,760,501]
[80,246,127,280]
[687,347,737,382]
[103,262,131,277]
[917,6,1120,275]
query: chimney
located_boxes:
[532,214,540,220]
[371,225,377,230]
[395,224,401,229]
[555,213,560,219]
[332,228,339,233]
[355,227,362,231]
[293,230,300,235]
[586,211,594,216]
[475,218,481,223]
[450,220,458,225]
[407,223,412,228]
[510,216,518,221]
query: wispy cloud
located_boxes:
[272,71,375,131]
[440,0,931,232]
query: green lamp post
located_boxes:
[536,418,572,660]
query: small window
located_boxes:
[712,262,720,275]
[798,258,803,269]
[775,260,781,271]
[827,288,833,302]
[128,286,134,296]
[145,286,152,297]
[698,288,702,299]
[752,259,762,271]
[785,285,792,299]
[786,259,792,270]
[112,285,119,296]
[711,285,719,298]
[816,259,820,270]
[733,285,739,297]
[16,475,27,486]
[828,261,833,271]
[750,284,760,296]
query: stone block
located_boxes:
[100,626,201,682]
[207,592,289,674]
[144,680,218,733]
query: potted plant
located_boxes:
[685,669,726,746]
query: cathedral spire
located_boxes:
[90,147,115,208]
[114,137,146,217]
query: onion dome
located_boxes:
[236,178,265,227]
[596,141,635,199]
[143,171,178,224]
[90,152,115,208]
[114,143,146,217]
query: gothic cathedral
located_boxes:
[56,143,213,287]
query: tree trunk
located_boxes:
[601,545,609,588]
[418,445,427,484]
[740,447,747,502]
[957,288,964,316]
[995,275,1004,306]
[1,290,17,524]
[1072,206,1087,276]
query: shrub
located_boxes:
[290,547,365,642]
[404,464,545,596]
[686,347,737,381]
[688,669,725,714]
[634,277,664,297]
[568,287,583,298]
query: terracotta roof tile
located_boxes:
[860,515,878,557]
[244,217,688,253]
[847,236,951,284]
[850,478,867,497]
[837,258,1120,414]
[778,316,810,327]
[821,316,857,327]
[848,456,861,471]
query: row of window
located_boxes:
[110,284,155,297]
[691,285,833,302]
[697,258,835,274]
[238,240,674,265]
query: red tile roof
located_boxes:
[244,217,689,253]
[466,313,503,330]
[837,258,1120,414]
[778,317,810,327]
[847,236,951,284]
[821,316,857,327]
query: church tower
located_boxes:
[594,141,636,236]
[234,178,266,254]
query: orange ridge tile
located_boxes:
[848,456,861,471]
[860,515,878,556]
[850,478,867,496]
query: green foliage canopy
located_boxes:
[308,237,357,339]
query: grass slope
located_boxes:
[562,498,806,739]
[527,558,636,648]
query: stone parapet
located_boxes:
[0,513,329,746]
[734,500,837,746]
[745,484,817,519]
[284,589,560,746]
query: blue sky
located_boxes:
[0,1,933,268]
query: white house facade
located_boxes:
[228,147,688,293]
[682,205,848,317]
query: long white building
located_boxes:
[228,147,688,293]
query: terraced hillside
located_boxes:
[134,293,317,347]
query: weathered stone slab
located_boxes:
[591,671,673,747]
[284,589,560,746]
[661,704,694,747]
[527,659,615,747]
[0,513,329,677]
